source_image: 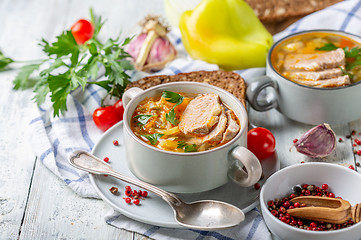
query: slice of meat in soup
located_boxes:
[221,110,240,144]
[286,68,343,81]
[295,75,350,88]
[179,94,222,136]
[283,48,345,71]
[187,106,228,147]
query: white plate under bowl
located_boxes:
[90,121,279,228]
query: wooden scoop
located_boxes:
[287,196,361,224]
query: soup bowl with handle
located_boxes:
[247,30,361,125]
[122,81,262,193]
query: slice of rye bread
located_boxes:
[125,70,246,108]
[245,0,343,22]
[245,0,343,34]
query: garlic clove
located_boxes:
[293,123,336,158]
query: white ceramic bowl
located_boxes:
[260,162,361,240]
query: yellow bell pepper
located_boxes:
[179,0,274,70]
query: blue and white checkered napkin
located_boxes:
[28,0,361,239]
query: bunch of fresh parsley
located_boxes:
[0,9,133,117]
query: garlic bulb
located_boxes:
[126,15,177,73]
[293,123,336,158]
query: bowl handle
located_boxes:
[122,87,144,107]
[228,146,262,187]
[247,76,278,111]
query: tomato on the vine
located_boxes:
[71,19,94,44]
[247,127,276,160]
[113,99,125,119]
[93,106,122,132]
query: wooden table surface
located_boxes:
[0,0,359,239]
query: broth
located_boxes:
[130,91,240,152]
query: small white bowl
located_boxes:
[260,162,361,240]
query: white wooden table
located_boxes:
[0,0,359,239]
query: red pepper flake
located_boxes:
[355,139,361,145]
[293,138,298,143]
[113,140,119,146]
[338,138,343,142]
[349,165,355,170]
[103,157,109,162]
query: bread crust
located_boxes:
[125,70,247,108]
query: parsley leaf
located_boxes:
[162,90,184,107]
[162,91,184,125]
[177,141,197,152]
[0,50,14,70]
[165,109,178,125]
[142,133,164,145]
[134,114,154,126]
[315,43,338,51]
[13,63,42,90]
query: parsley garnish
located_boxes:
[315,43,338,51]
[134,114,154,127]
[142,133,164,145]
[2,8,133,117]
[177,141,197,152]
[162,90,184,106]
[162,91,183,125]
[165,109,178,125]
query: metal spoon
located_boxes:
[68,150,245,230]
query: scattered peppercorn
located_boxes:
[352,130,357,135]
[357,150,361,156]
[122,186,148,205]
[113,140,119,146]
[109,187,119,195]
[293,138,298,143]
[267,183,354,231]
[349,165,355,170]
[356,162,360,167]
[103,157,109,162]
[346,135,351,139]
[254,183,261,190]
[355,139,361,145]
[338,138,343,142]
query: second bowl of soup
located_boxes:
[122,81,262,193]
[247,30,361,125]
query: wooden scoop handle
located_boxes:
[287,196,360,224]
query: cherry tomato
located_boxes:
[93,106,122,132]
[247,127,276,160]
[70,19,94,44]
[113,99,124,119]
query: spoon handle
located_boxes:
[69,151,182,207]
